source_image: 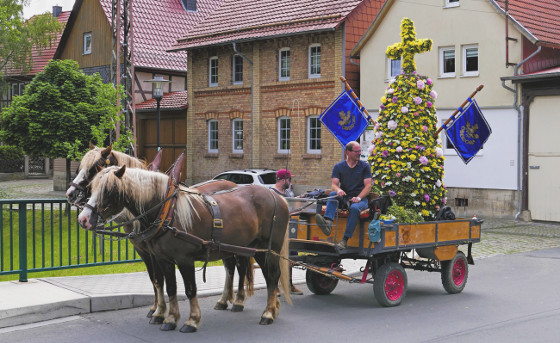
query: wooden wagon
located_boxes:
[287,198,482,306]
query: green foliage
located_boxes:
[368,18,446,221]
[0,145,24,159]
[0,0,62,84]
[0,59,133,160]
[386,204,424,224]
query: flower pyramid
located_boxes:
[368,18,446,221]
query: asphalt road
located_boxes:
[2,247,560,343]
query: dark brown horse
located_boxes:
[66,146,253,329]
[78,166,291,332]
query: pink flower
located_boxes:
[380,104,386,110]
[368,145,375,155]
[430,90,438,99]
[387,120,398,130]
[419,156,429,165]
[392,96,398,103]
[404,124,409,128]
[417,80,425,90]
[387,88,395,94]
[396,172,401,177]
[426,101,433,108]
[414,112,419,117]
[401,106,408,114]
[413,97,422,105]
[436,147,443,158]
[426,78,433,85]
[422,125,428,132]
[375,131,383,138]
[424,194,430,202]
[443,198,447,204]
[396,146,403,153]
[389,190,396,197]
[382,150,389,157]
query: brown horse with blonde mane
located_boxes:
[66,146,254,330]
[78,165,291,332]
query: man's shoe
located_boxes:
[337,239,347,250]
[290,285,303,295]
[315,214,332,235]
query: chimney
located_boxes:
[52,5,62,17]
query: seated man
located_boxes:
[315,141,372,249]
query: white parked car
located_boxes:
[212,169,294,196]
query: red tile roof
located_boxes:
[98,0,225,71]
[171,0,366,50]
[4,11,70,76]
[493,0,560,48]
[135,91,188,111]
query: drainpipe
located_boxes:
[233,42,254,168]
[501,46,541,220]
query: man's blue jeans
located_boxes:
[324,191,369,240]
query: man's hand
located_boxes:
[336,189,346,197]
[350,196,361,203]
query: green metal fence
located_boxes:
[0,199,142,282]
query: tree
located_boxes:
[369,18,446,221]
[0,59,133,184]
[0,0,62,85]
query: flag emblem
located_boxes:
[320,91,368,147]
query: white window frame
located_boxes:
[308,44,321,78]
[462,44,479,77]
[444,0,460,8]
[83,32,92,55]
[387,57,402,79]
[209,56,218,87]
[208,119,218,153]
[232,54,243,85]
[439,47,456,78]
[307,115,321,154]
[232,118,243,153]
[279,48,290,81]
[277,116,290,153]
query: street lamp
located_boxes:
[144,76,171,151]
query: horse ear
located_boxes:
[101,143,113,158]
[114,165,126,179]
[89,141,96,150]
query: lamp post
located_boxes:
[144,76,171,151]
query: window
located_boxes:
[307,116,321,153]
[209,56,218,87]
[279,48,290,81]
[232,119,243,153]
[463,45,479,76]
[445,0,459,7]
[232,55,243,84]
[309,44,321,78]
[387,58,401,79]
[440,47,455,77]
[278,116,290,153]
[83,33,92,54]
[11,83,25,98]
[208,120,218,153]
[182,0,197,11]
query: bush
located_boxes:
[0,145,24,173]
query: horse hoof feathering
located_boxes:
[180,325,197,333]
[159,323,177,331]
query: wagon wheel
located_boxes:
[306,269,338,295]
[441,251,468,294]
[373,262,407,307]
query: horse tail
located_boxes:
[245,257,255,297]
[279,225,292,305]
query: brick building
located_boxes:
[171,0,384,192]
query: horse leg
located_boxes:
[214,256,235,310]
[177,261,201,333]
[149,253,166,325]
[134,247,158,318]
[159,260,180,331]
[254,252,281,325]
[231,255,253,312]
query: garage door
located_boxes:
[528,95,560,221]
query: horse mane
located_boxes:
[79,147,147,172]
[91,167,204,231]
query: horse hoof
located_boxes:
[231,304,244,312]
[180,325,197,333]
[146,310,155,318]
[214,302,228,310]
[160,323,177,331]
[149,316,164,325]
[259,317,274,325]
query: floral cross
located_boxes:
[386,18,433,74]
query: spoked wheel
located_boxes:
[306,269,339,295]
[373,262,407,307]
[441,251,468,294]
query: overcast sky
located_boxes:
[23,0,76,19]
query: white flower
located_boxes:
[389,78,396,85]
[387,88,395,95]
[368,144,375,155]
[436,179,442,187]
[375,131,384,138]
[413,201,420,206]
[396,146,403,153]
[387,120,398,130]
[411,193,416,197]
[430,90,438,99]
[436,147,443,158]
[401,106,409,114]
[437,138,442,145]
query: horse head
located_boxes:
[78,165,128,230]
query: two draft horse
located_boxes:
[66,145,253,329]
[78,165,291,332]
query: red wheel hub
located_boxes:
[452,258,466,285]
[385,270,404,300]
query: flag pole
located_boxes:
[433,84,484,138]
[339,76,376,126]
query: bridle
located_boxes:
[70,152,119,207]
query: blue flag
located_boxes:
[445,99,491,164]
[320,91,368,147]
